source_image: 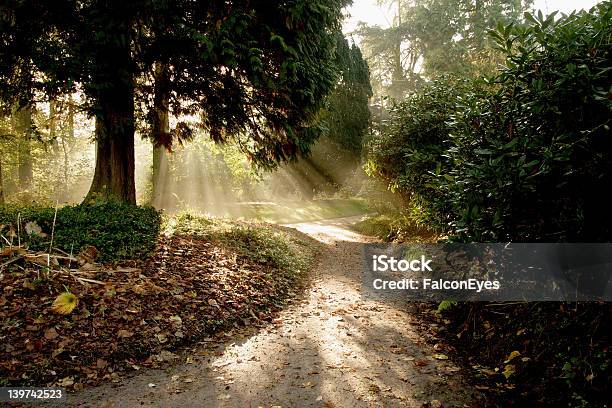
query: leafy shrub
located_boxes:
[354,212,438,242]
[0,203,161,261]
[367,4,612,242]
[365,75,482,230]
[445,7,612,241]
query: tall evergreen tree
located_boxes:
[0,0,349,203]
[355,0,533,100]
[322,33,372,155]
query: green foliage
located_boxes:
[166,213,314,275]
[365,75,477,229]
[356,0,533,100]
[436,299,457,313]
[0,203,161,261]
[353,212,438,242]
[437,302,611,406]
[321,33,373,155]
[367,4,612,242]
[0,0,351,168]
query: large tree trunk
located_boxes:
[86,95,136,203]
[85,27,136,204]
[151,62,171,208]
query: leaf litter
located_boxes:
[0,225,312,390]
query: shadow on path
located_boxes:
[60,216,478,408]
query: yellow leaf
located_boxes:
[504,350,521,363]
[51,292,78,315]
[502,364,515,379]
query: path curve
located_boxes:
[61,216,476,407]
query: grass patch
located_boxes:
[353,213,438,242]
[166,212,315,274]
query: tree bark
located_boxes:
[152,145,169,208]
[67,94,75,140]
[63,94,75,191]
[472,0,485,51]
[85,28,136,204]
[151,62,171,208]
[391,0,405,99]
[0,155,4,204]
[49,99,57,144]
[14,104,34,189]
[86,92,136,204]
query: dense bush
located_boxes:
[365,75,480,230]
[0,203,161,261]
[367,4,612,242]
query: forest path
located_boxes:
[62,216,476,408]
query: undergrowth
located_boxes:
[354,213,439,242]
[164,212,314,275]
[0,203,161,262]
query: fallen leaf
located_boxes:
[502,364,515,379]
[24,221,44,236]
[51,292,78,315]
[22,280,36,290]
[117,330,133,338]
[44,328,59,340]
[504,350,520,363]
[57,377,74,387]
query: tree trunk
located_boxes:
[49,99,57,144]
[0,156,4,204]
[67,94,75,139]
[85,95,136,204]
[152,145,169,208]
[63,94,75,191]
[14,104,34,189]
[472,0,485,51]
[85,27,136,204]
[391,0,405,99]
[151,62,171,208]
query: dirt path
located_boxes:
[61,216,477,408]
